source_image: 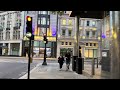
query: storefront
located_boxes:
[85,48,98,59]
[33,41,56,58]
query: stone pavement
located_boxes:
[20,63,91,79]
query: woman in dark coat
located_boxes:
[58,55,65,70]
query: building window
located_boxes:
[92,21,96,26]
[94,43,96,46]
[41,28,46,34]
[69,42,72,45]
[68,19,72,25]
[61,42,64,45]
[18,31,20,39]
[6,31,10,40]
[86,43,88,46]
[41,17,46,25]
[90,43,92,46]
[38,11,41,14]
[65,42,68,45]
[38,19,40,24]
[41,11,47,14]
[92,31,96,37]
[68,29,72,36]
[47,18,50,25]
[86,31,89,38]
[86,21,90,26]
[62,29,66,36]
[62,19,66,25]
[0,31,3,40]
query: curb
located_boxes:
[19,63,41,79]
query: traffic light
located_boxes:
[43,34,48,44]
[26,16,32,35]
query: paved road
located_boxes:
[0,57,60,79]
[0,58,39,79]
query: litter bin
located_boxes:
[82,58,84,70]
[76,57,82,74]
[72,56,78,71]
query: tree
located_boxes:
[50,11,64,58]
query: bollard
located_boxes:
[92,58,95,75]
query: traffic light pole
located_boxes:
[28,37,31,79]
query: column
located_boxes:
[110,11,120,79]
[19,42,22,56]
[57,41,60,58]
[2,43,5,55]
[8,43,11,55]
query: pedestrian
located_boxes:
[58,55,65,71]
[65,51,71,71]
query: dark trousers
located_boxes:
[59,63,63,69]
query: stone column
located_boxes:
[57,41,60,58]
[2,43,5,55]
[8,43,11,55]
[19,42,22,56]
[110,11,120,79]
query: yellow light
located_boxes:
[82,36,85,39]
[98,37,100,40]
[113,33,117,39]
[93,28,96,30]
[27,17,31,21]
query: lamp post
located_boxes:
[42,11,48,65]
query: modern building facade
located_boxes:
[26,11,58,58]
[0,11,25,56]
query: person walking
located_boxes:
[65,51,71,71]
[58,55,65,71]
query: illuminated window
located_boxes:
[41,11,47,14]
[68,19,72,25]
[85,49,89,58]
[92,21,96,26]
[62,19,66,25]
[61,42,64,45]
[41,17,46,25]
[38,19,40,24]
[89,49,93,58]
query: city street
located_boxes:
[0,57,39,79]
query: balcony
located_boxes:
[57,35,75,41]
[13,26,20,30]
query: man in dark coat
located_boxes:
[65,51,71,71]
[58,55,65,70]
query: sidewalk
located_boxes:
[0,56,57,60]
[19,63,91,79]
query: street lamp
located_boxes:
[42,11,48,65]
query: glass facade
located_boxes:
[33,41,56,58]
